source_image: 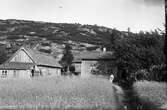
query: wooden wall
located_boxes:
[72,62,81,74]
[0,70,31,79]
[81,60,118,78]
[10,50,33,63]
[38,66,61,76]
[0,66,61,79]
[81,60,97,77]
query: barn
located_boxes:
[0,47,62,78]
[73,49,117,77]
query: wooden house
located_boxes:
[73,50,116,77]
[0,47,61,78]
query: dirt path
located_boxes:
[112,84,126,110]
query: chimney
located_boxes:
[102,47,106,52]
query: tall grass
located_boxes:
[133,81,167,108]
[0,76,122,110]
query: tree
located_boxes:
[115,30,165,79]
[92,60,116,77]
[109,29,119,51]
[0,47,8,64]
[94,29,166,86]
[59,44,73,73]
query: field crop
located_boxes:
[0,76,122,110]
[133,80,167,108]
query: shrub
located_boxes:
[131,69,150,81]
[149,64,167,81]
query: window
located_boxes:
[1,70,7,78]
[90,64,97,73]
[2,70,7,75]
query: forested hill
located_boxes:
[0,19,125,45]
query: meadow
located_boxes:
[133,81,167,109]
[0,76,123,110]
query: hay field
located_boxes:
[0,76,122,110]
[133,81,167,108]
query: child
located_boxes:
[109,74,114,83]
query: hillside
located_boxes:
[0,19,124,45]
[0,19,127,63]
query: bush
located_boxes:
[130,64,167,82]
[129,65,167,87]
[131,69,150,81]
[149,64,167,81]
[69,65,75,72]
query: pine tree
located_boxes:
[59,44,73,73]
[0,47,8,64]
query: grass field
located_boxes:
[133,81,167,109]
[0,76,123,110]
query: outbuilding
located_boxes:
[73,50,117,77]
[0,47,62,78]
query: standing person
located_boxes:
[110,74,114,83]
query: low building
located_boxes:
[0,47,62,78]
[73,50,117,77]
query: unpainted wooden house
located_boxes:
[0,47,61,78]
[73,50,117,77]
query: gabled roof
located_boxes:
[0,62,35,70]
[26,48,61,68]
[6,47,62,68]
[73,51,114,62]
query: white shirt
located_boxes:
[110,74,114,82]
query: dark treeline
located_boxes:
[94,29,166,85]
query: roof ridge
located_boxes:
[4,46,61,68]
[25,47,53,57]
[5,62,35,64]
[4,46,36,64]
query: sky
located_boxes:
[0,0,165,32]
